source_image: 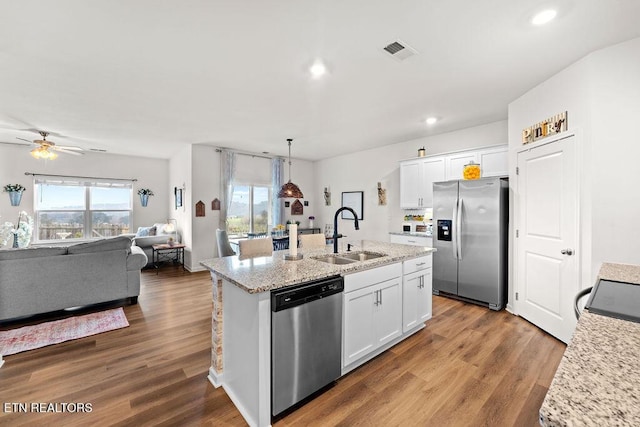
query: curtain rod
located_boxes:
[25,172,138,182]
[215,147,283,161]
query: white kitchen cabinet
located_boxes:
[446,151,478,181]
[477,145,508,177]
[399,145,507,209]
[400,157,445,208]
[389,233,432,247]
[402,256,433,333]
[400,160,422,208]
[343,263,402,368]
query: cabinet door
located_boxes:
[446,152,478,181]
[478,146,508,177]
[402,271,421,332]
[343,286,376,367]
[417,268,433,323]
[374,278,403,347]
[420,157,445,207]
[400,160,421,208]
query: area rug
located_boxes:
[0,308,129,356]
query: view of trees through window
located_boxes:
[35,181,132,241]
[227,185,270,236]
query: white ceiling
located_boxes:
[1,0,640,161]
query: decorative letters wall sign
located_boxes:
[522,111,568,144]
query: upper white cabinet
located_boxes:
[477,146,508,177]
[446,151,478,181]
[400,145,507,208]
[399,160,422,209]
[400,157,445,208]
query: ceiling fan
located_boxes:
[16,131,84,159]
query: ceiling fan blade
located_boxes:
[0,140,31,146]
[56,145,84,151]
[55,148,84,156]
[16,137,34,143]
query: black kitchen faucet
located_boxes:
[333,207,359,253]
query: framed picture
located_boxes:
[175,187,183,209]
[341,191,363,220]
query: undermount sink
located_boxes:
[312,251,386,265]
[313,255,357,265]
[338,251,386,261]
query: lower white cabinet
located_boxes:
[402,255,433,333]
[343,264,403,368]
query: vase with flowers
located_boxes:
[1,211,34,248]
[3,184,26,206]
[137,188,154,207]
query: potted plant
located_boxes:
[3,184,26,206]
[137,188,154,207]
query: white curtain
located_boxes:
[219,151,236,230]
[271,157,284,227]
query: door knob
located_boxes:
[561,249,574,256]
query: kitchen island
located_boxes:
[539,262,640,427]
[201,240,434,427]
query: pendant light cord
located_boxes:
[287,138,293,181]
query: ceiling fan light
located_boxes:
[30,146,58,160]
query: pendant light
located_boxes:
[277,138,304,198]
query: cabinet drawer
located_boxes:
[344,262,402,293]
[389,234,432,247]
[403,255,432,275]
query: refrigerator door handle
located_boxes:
[452,198,458,259]
[457,198,463,260]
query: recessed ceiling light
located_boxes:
[310,61,327,78]
[531,9,557,26]
[425,117,438,125]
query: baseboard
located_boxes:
[207,367,223,388]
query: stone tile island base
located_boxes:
[208,273,223,387]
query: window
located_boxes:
[34,176,132,242]
[227,185,271,237]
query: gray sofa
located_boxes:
[0,235,147,321]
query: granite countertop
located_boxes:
[388,231,433,237]
[200,240,435,294]
[539,262,640,427]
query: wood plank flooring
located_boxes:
[0,267,566,426]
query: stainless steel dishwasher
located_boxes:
[271,276,344,417]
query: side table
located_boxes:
[151,243,186,274]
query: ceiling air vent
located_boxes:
[382,39,418,61]
[90,148,107,152]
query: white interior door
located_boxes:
[516,136,578,343]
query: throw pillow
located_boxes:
[136,226,156,237]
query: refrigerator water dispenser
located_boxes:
[437,220,452,241]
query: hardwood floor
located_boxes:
[0,267,566,426]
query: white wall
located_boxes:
[168,145,193,268]
[588,37,640,278]
[314,120,507,248]
[191,145,221,270]
[508,36,640,307]
[0,144,169,245]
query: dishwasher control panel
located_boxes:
[271,276,344,312]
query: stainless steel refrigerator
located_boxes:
[433,177,508,310]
